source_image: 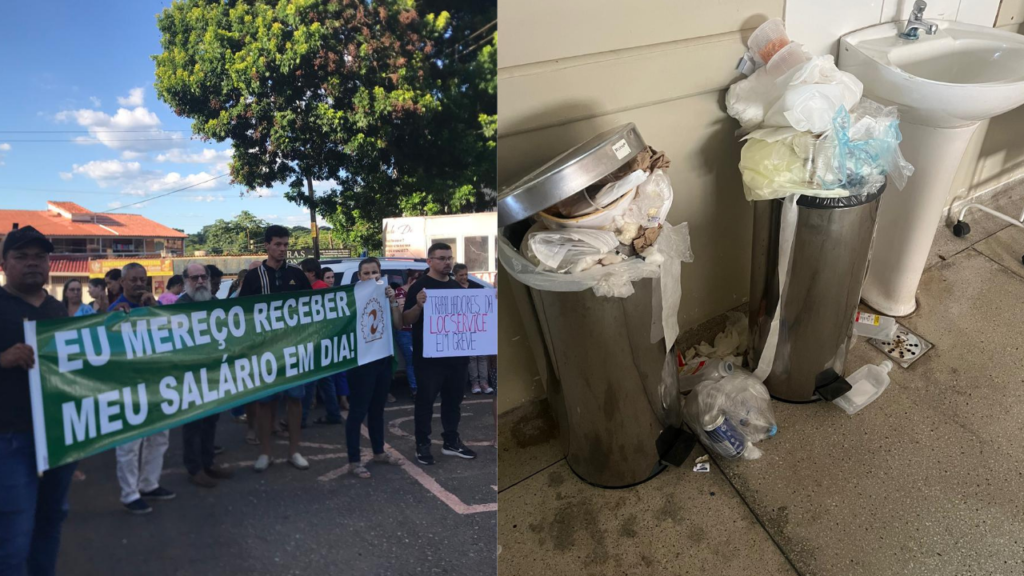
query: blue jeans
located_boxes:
[396,330,417,391]
[346,358,393,463]
[0,432,77,576]
[301,378,342,426]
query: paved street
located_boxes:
[58,393,497,576]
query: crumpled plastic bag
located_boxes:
[763,55,863,133]
[500,221,693,298]
[738,133,850,201]
[522,228,620,274]
[815,99,915,193]
[727,53,863,133]
[682,368,777,460]
[617,168,673,233]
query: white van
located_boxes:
[319,257,493,288]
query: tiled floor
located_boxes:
[498,191,1024,575]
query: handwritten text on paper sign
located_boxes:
[422,289,497,358]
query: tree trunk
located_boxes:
[306,176,319,260]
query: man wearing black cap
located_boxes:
[0,226,77,576]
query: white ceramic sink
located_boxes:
[838,20,1024,317]
[840,21,1024,128]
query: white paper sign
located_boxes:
[422,288,497,358]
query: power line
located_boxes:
[105,173,231,212]
[0,185,238,199]
[2,138,192,143]
[0,129,191,134]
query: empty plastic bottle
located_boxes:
[852,311,897,340]
[833,360,893,415]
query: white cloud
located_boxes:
[55,105,187,152]
[71,160,224,198]
[121,150,145,160]
[0,143,11,151]
[155,148,232,164]
[252,188,275,198]
[117,87,145,107]
[191,194,225,203]
[89,96,101,107]
[58,171,73,181]
[72,160,142,184]
[108,201,123,209]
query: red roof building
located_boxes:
[0,201,187,258]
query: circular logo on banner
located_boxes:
[361,297,386,343]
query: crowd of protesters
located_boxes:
[0,223,495,576]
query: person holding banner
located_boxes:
[0,226,77,576]
[346,258,404,479]
[174,263,235,489]
[109,263,176,514]
[237,225,313,472]
[402,243,477,466]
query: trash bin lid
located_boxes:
[497,123,646,228]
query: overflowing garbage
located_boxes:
[498,124,693,354]
[682,367,777,460]
[728,18,914,201]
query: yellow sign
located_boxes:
[89,258,174,279]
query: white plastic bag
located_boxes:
[727,53,863,133]
[762,55,863,133]
[501,222,693,298]
[523,228,620,274]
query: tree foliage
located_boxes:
[154,0,496,253]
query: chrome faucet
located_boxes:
[898,0,939,40]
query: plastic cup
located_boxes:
[747,18,790,66]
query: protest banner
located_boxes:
[25,282,393,473]
[422,288,497,358]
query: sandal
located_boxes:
[245,431,259,445]
[314,416,343,426]
[351,465,371,479]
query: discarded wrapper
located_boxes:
[693,463,711,473]
[695,455,709,464]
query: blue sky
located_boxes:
[0,1,329,234]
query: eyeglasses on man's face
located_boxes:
[431,256,454,263]
[188,274,209,282]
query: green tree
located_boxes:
[153,0,496,256]
[185,211,269,254]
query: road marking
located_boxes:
[383,398,493,412]
[388,415,492,447]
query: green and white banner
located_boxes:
[25,282,393,473]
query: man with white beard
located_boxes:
[176,263,234,488]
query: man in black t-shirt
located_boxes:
[0,226,76,574]
[403,243,477,465]
[237,225,313,473]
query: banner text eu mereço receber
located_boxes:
[25,282,393,473]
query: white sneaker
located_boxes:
[289,452,310,470]
[254,454,271,472]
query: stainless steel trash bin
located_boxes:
[498,123,689,488]
[748,184,885,402]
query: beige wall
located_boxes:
[497,0,783,412]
